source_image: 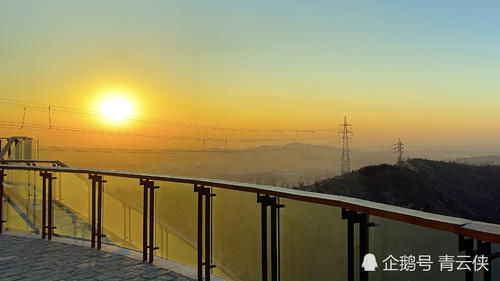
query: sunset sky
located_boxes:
[1,1,500,153]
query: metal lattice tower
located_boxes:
[338,116,353,175]
[393,138,404,166]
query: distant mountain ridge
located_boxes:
[300,158,500,224]
[457,155,500,166]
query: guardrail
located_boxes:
[0,162,498,281]
[0,136,34,160]
[0,159,68,167]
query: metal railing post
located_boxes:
[270,198,278,281]
[142,180,148,262]
[347,219,354,281]
[88,174,106,249]
[48,173,53,240]
[477,241,492,281]
[272,197,284,281]
[149,181,159,263]
[204,188,216,280]
[96,176,105,249]
[140,179,160,264]
[91,176,96,248]
[41,171,47,239]
[359,214,370,281]
[258,194,284,281]
[205,188,211,281]
[459,235,474,281]
[260,196,268,281]
[0,169,5,233]
[194,184,216,281]
[342,209,374,281]
[40,171,56,240]
[195,184,204,280]
[149,182,155,263]
[89,174,97,248]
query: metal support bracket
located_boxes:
[140,178,159,263]
[89,174,106,249]
[342,209,375,281]
[257,194,285,281]
[194,184,216,281]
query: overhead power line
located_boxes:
[39,143,343,154]
[0,97,336,134]
[0,120,334,144]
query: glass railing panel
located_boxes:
[369,216,466,281]
[212,187,261,281]
[279,199,348,281]
[97,176,144,251]
[3,200,30,232]
[3,169,39,233]
[53,172,91,240]
[154,181,197,268]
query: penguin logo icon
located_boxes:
[361,253,378,271]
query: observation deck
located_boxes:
[0,137,499,281]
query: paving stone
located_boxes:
[0,235,195,281]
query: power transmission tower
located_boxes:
[393,138,404,166]
[338,116,353,175]
[20,107,26,129]
[48,105,52,129]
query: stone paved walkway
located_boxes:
[0,234,195,280]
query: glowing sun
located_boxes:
[99,96,133,122]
